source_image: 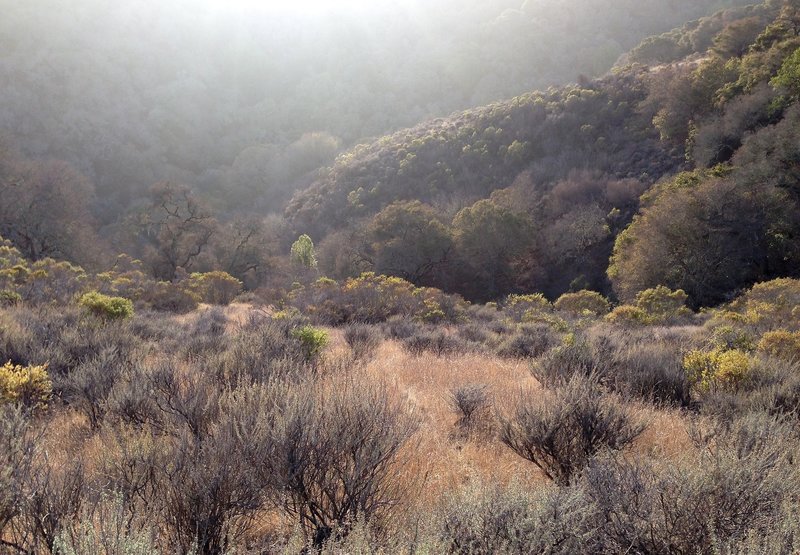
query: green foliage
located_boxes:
[771,46,800,96]
[683,347,752,391]
[554,290,610,316]
[0,290,21,306]
[0,361,51,411]
[757,329,800,360]
[634,286,689,321]
[187,271,243,305]
[290,234,317,270]
[290,325,329,360]
[79,291,134,320]
[605,305,650,326]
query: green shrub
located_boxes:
[683,348,751,391]
[554,290,610,316]
[0,290,22,306]
[605,304,649,326]
[0,361,52,411]
[187,271,243,305]
[291,325,329,361]
[634,286,690,323]
[757,330,800,361]
[79,291,134,320]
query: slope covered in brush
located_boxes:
[287,0,800,305]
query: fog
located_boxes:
[0,0,749,221]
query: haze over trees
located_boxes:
[4,1,800,552]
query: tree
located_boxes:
[290,234,317,270]
[137,183,218,281]
[609,170,798,307]
[0,154,100,266]
[366,200,453,287]
[452,199,533,301]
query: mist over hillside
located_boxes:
[0,0,749,220]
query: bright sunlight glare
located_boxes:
[210,0,400,15]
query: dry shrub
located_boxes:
[500,375,646,486]
[439,482,597,554]
[496,323,557,359]
[402,328,476,357]
[343,324,382,361]
[448,383,493,438]
[264,376,419,546]
[585,413,799,554]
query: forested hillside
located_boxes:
[0,0,748,223]
[288,0,800,305]
[5,3,800,553]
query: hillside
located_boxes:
[3,2,800,553]
[287,0,800,305]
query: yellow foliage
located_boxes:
[605,305,648,326]
[0,361,52,411]
[683,348,751,391]
[757,330,800,361]
[554,290,610,316]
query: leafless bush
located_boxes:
[500,375,646,485]
[439,482,597,554]
[497,324,556,359]
[449,384,492,437]
[344,324,382,361]
[60,347,132,430]
[584,414,799,554]
[0,406,38,553]
[21,456,85,553]
[402,328,475,357]
[264,377,418,546]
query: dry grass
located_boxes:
[362,340,544,513]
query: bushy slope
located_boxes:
[288,0,800,305]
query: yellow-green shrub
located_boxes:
[79,291,134,320]
[504,293,551,322]
[0,361,52,411]
[291,325,329,360]
[187,271,243,305]
[554,290,610,316]
[757,330,800,361]
[683,348,751,391]
[605,305,648,326]
[635,286,690,322]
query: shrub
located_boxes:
[263,377,418,546]
[439,483,596,554]
[610,343,690,407]
[530,340,598,387]
[0,290,21,306]
[0,361,52,411]
[684,348,752,391]
[605,304,649,326]
[496,324,556,359]
[503,293,551,322]
[186,271,243,305]
[500,375,645,485]
[584,414,799,554]
[402,328,474,357]
[79,291,134,320]
[143,282,199,313]
[554,290,610,316]
[291,325,329,361]
[449,383,492,436]
[0,406,38,541]
[343,324,382,361]
[635,286,689,320]
[758,330,800,361]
